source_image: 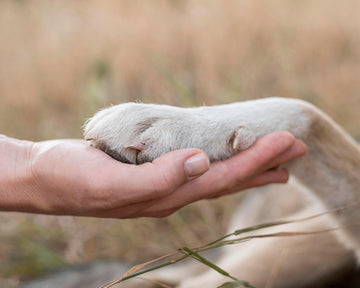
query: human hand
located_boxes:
[0,131,306,218]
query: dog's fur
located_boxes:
[84,97,360,287]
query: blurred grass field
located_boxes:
[0,0,360,286]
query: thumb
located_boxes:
[155,148,210,179]
[137,148,210,199]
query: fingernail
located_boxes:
[184,153,210,179]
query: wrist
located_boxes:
[0,135,37,212]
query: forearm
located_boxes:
[0,135,36,212]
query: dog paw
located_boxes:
[83,103,256,164]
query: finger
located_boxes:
[208,139,306,198]
[186,131,296,195]
[211,131,296,187]
[263,139,306,171]
[206,168,290,199]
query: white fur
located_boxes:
[84,97,360,287]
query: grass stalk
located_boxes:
[100,203,360,288]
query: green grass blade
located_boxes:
[218,281,251,288]
[181,247,255,288]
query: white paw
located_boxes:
[83,103,256,164]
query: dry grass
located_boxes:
[0,0,359,284]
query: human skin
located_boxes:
[0,131,306,218]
